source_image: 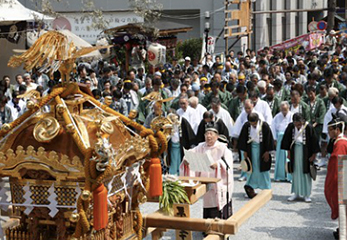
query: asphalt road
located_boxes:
[141,163,337,240]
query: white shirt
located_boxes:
[271,111,293,140]
[211,107,234,137]
[294,126,304,143]
[253,99,273,125]
[26,82,38,92]
[6,99,26,120]
[231,109,264,138]
[249,121,261,143]
[290,105,300,114]
[177,106,199,134]
[193,104,207,123]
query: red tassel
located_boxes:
[149,158,163,197]
[93,184,108,231]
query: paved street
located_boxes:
[142,163,337,240]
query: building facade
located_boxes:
[19,0,329,55]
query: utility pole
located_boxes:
[327,0,336,32]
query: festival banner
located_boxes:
[267,31,325,54]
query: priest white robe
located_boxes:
[180,141,234,210]
[254,99,273,125]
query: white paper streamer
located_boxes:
[0,178,9,211]
[23,183,33,215]
[47,184,58,217]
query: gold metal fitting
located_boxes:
[69,213,80,223]
[56,104,65,114]
[65,123,75,133]
[26,100,35,109]
[81,190,91,201]
[1,123,11,131]
[137,192,147,204]
[104,96,113,106]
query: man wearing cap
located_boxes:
[182,56,192,74]
[325,117,347,239]
[238,112,275,198]
[23,73,38,92]
[196,111,229,144]
[325,30,337,52]
[180,122,233,220]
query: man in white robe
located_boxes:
[180,123,233,219]
[210,97,234,137]
[6,92,26,120]
[231,99,264,181]
[249,90,273,125]
[177,95,200,134]
[189,96,207,125]
[271,101,293,181]
[231,99,265,139]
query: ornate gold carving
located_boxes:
[56,104,65,114]
[150,116,173,139]
[113,135,150,170]
[81,190,91,201]
[0,146,84,179]
[103,96,112,106]
[1,124,11,131]
[33,116,61,143]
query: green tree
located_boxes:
[176,38,203,61]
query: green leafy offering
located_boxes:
[159,181,190,215]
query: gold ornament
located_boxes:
[26,100,35,109]
[81,190,91,200]
[69,213,80,223]
[1,123,11,131]
[66,123,75,133]
[103,96,113,106]
[33,117,61,143]
[137,192,147,204]
[56,104,65,114]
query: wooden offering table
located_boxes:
[146,176,220,240]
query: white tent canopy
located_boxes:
[0,0,53,25]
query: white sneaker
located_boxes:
[238,176,246,182]
[288,194,299,201]
[304,197,312,203]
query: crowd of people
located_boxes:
[1,29,347,239]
